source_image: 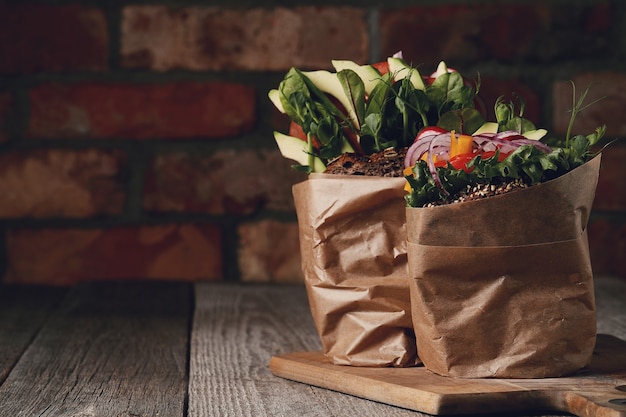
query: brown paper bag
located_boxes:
[293,174,419,367]
[406,155,601,378]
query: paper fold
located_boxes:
[294,174,419,367]
[406,155,601,378]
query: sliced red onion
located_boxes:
[476,141,517,154]
[405,132,451,167]
[474,131,552,154]
[405,137,431,167]
[405,127,449,166]
[404,129,553,196]
[511,138,552,153]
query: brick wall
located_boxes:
[0,1,625,285]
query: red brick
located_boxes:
[0,149,126,218]
[593,145,626,212]
[143,149,306,215]
[27,82,255,139]
[120,6,368,71]
[238,220,303,284]
[379,4,550,67]
[542,2,612,62]
[0,93,13,144]
[0,4,108,74]
[587,220,626,281]
[3,224,223,285]
[583,2,611,33]
[271,107,291,134]
[553,73,626,137]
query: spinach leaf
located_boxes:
[427,72,476,117]
[437,107,485,135]
[277,68,353,163]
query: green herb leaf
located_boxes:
[494,96,537,134]
[426,72,476,116]
[273,60,484,172]
[437,107,485,134]
[337,69,366,128]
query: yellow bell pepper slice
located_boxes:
[449,130,474,159]
[403,166,413,193]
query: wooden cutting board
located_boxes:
[270,334,626,417]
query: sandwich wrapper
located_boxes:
[406,155,602,378]
[293,174,419,367]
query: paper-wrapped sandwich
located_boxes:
[403,88,606,378]
[270,53,483,367]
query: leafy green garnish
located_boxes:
[405,84,607,207]
[277,68,353,165]
[564,81,605,148]
[437,107,485,135]
[273,61,484,170]
[494,95,539,134]
[337,69,366,128]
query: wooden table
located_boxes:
[0,277,624,417]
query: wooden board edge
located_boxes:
[269,351,626,417]
[269,351,444,415]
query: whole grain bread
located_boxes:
[324,147,408,177]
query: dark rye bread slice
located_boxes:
[323,148,408,177]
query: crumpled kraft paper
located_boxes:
[406,155,601,378]
[293,174,419,367]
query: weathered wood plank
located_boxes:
[189,283,430,417]
[0,281,191,417]
[595,277,626,340]
[0,285,66,384]
[190,278,626,417]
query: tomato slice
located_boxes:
[448,152,475,172]
[448,149,511,173]
[289,121,321,149]
[371,61,389,75]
